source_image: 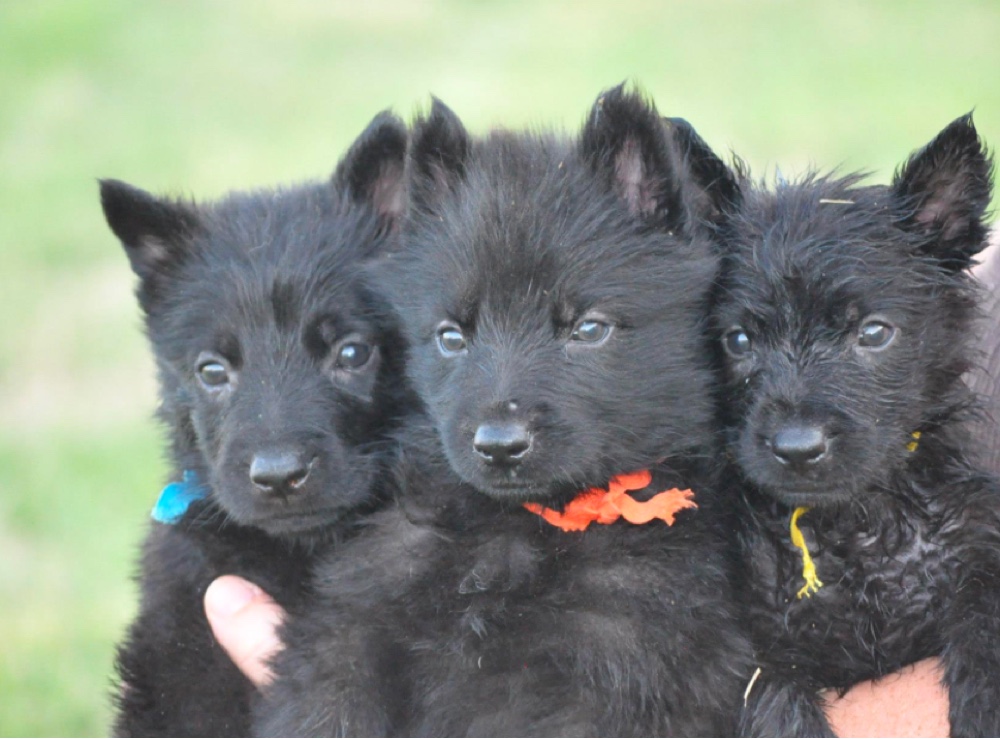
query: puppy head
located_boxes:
[101,112,412,538]
[383,87,731,504]
[715,115,992,507]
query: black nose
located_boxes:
[473,422,532,466]
[250,450,313,496]
[770,426,828,467]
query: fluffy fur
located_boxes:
[256,87,754,736]
[709,116,1000,736]
[103,113,415,736]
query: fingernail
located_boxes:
[205,576,259,618]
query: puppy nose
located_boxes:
[473,422,532,465]
[250,450,312,495]
[771,426,828,467]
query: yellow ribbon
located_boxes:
[790,506,823,599]
[785,432,919,599]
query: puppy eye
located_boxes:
[723,328,752,358]
[335,341,372,370]
[570,318,612,345]
[437,324,467,356]
[197,358,230,388]
[858,320,896,350]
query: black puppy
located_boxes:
[257,87,754,737]
[102,112,414,736]
[711,117,1000,736]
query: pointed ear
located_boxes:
[333,110,408,228]
[579,84,686,228]
[99,178,200,283]
[892,114,993,270]
[664,116,742,228]
[407,97,470,214]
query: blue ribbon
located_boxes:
[151,470,209,524]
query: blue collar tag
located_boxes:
[152,470,209,524]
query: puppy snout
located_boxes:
[770,426,828,467]
[250,449,314,497]
[473,422,533,466]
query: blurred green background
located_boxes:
[1,1,998,734]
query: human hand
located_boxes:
[204,575,285,688]
[823,659,948,737]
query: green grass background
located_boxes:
[1,1,998,734]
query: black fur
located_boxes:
[104,112,415,736]
[709,116,1000,736]
[257,87,754,737]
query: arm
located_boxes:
[967,229,1000,476]
[207,576,951,735]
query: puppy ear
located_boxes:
[579,84,686,228]
[407,97,470,214]
[892,114,993,270]
[333,110,408,228]
[664,116,742,228]
[100,179,200,287]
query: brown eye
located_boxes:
[723,328,751,358]
[336,342,372,370]
[571,319,612,344]
[858,321,896,350]
[197,360,229,387]
[437,324,467,356]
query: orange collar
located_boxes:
[523,470,697,532]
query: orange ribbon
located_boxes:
[523,470,697,532]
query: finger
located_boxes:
[204,575,286,688]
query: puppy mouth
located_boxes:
[741,455,844,504]
[464,476,549,502]
[251,507,350,535]
[462,462,600,507]
[445,428,600,503]
[739,423,892,507]
[214,459,376,535]
[756,485,853,508]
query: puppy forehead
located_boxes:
[189,248,361,308]
[724,254,907,343]
[175,190,370,305]
[433,230,683,332]
[207,182,372,251]
[430,180,682,316]
[724,188,926,322]
[160,243,372,364]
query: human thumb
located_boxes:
[204,575,285,688]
